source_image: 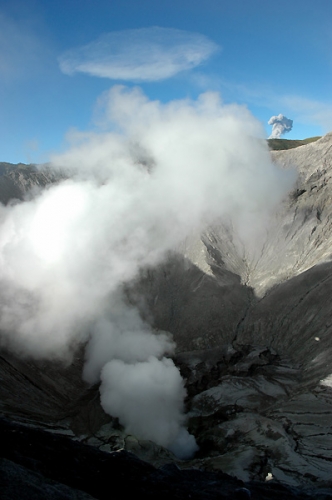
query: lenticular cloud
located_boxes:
[0,86,296,457]
[58,27,219,81]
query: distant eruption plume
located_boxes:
[0,86,296,459]
[268,114,293,139]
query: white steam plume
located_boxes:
[268,113,293,138]
[0,86,295,457]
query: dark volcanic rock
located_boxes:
[0,458,94,500]
[0,417,322,500]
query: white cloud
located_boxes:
[58,27,219,81]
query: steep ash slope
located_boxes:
[1,135,332,494]
[252,132,332,293]
[192,133,332,296]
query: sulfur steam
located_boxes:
[0,86,296,458]
[268,113,293,138]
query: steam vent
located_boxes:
[2,133,332,499]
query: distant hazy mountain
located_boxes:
[0,162,64,204]
[268,135,321,151]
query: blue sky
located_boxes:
[0,0,331,164]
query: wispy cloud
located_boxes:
[280,95,332,132]
[0,12,48,81]
[58,27,219,82]
[212,78,332,134]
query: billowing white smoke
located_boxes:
[82,293,197,458]
[268,114,293,138]
[0,86,295,458]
